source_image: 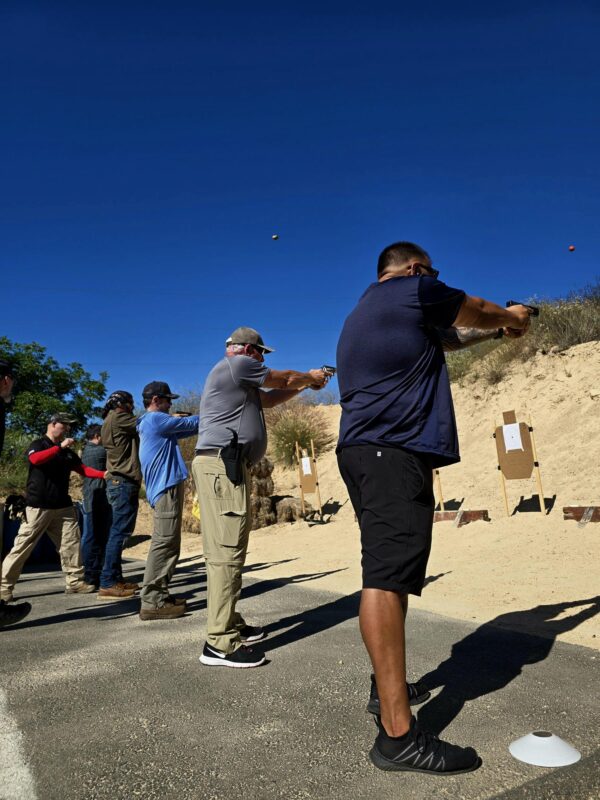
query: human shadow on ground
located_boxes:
[512,494,556,515]
[243,558,299,574]
[435,498,464,512]
[263,589,361,653]
[417,596,600,735]
[3,596,140,631]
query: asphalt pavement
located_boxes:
[1,557,598,800]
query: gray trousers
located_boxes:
[140,483,184,609]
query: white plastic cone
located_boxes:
[509,731,581,767]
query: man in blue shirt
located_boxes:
[337,241,531,776]
[137,381,199,621]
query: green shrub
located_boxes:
[0,430,30,495]
[265,401,335,467]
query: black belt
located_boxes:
[195,448,221,457]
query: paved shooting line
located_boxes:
[0,689,38,800]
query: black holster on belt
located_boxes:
[221,428,245,486]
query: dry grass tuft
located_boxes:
[265,400,335,467]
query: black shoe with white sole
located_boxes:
[370,716,481,775]
[239,624,265,643]
[200,643,266,668]
[367,673,431,716]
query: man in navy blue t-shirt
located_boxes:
[337,241,531,775]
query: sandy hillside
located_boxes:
[128,341,600,649]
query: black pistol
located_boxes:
[506,300,540,317]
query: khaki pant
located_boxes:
[0,506,84,599]
[140,483,184,609]
[191,455,250,654]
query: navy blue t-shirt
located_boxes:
[336,275,465,467]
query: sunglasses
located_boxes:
[412,262,440,280]
[249,344,267,355]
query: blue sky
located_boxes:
[2,1,599,402]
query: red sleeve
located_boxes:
[28,446,61,465]
[73,465,106,479]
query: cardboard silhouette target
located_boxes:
[493,410,546,516]
[295,439,323,520]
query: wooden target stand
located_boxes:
[295,440,323,520]
[493,410,547,516]
[433,469,490,527]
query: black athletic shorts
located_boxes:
[337,444,435,595]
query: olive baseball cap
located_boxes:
[225,327,274,353]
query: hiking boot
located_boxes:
[98,585,136,600]
[370,716,481,775]
[139,600,186,621]
[116,581,139,592]
[65,581,96,595]
[0,600,32,628]
[199,642,266,668]
[367,673,431,715]
[166,595,187,606]
[239,624,265,643]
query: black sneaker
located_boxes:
[370,716,481,775]
[0,600,32,628]
[239,624,265,643]
[199,642,266,668]
[367,673,431,715]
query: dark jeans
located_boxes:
[100,477,139,589]
[81,489,112,586]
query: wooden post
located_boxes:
[310,439,323,519]
[434,469,445,512]
[493,418,510,517]
[527,413,547,514]
[295,441,306,517]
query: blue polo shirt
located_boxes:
[137,412,200,508]
[336,275,465,467]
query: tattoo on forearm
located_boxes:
[438,327,496,352]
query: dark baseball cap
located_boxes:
[142,381,180,400]
[0,358,15,377]
[225,326,274,353]
[49,412,79,425]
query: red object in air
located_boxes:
[568,245,576,251]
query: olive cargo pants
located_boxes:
[191,455,250,654]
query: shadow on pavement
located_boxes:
[264,589,361,652]
[4,597,140,631]
[418,596,600,735]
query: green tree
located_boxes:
[0,337,108,435]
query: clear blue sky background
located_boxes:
[2,1,599,402]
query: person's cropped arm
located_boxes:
[437,327,500,352]
[152,414,199,436]
[74,464,106,479]
[452,295,531,332]
[262,368,326,392]
[28,447,60,465]
[260,389,302,408]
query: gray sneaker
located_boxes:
[65,581,96,594]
